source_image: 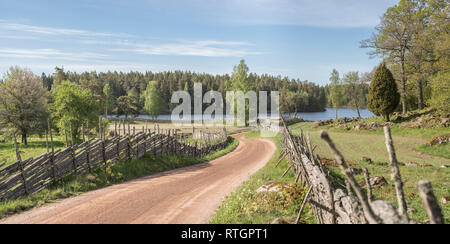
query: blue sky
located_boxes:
[0,0,398,85]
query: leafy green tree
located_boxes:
[428,70,449,114]
[103,83,114,116]
[361,0,426,114]
[143,81,164,121]
[329,69,344,119]
[367,63,400,121]
[229,59,254,126]
[114,96,139,119]
[343,71,365,118]
[52,81,98,142]
[0,67,49,145]
[286,91,309,118]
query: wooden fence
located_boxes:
[0,129,229,201]
[278,117,444,224]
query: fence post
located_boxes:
[69,124,77,173]
[99,116,102,140]
[116,136,120,159]
[64,126,69,147]
[123,120,126,137]
[70,124,74,147]
[127,135,131,159]
[86,138,91,170]
[82,123,86,143]
[101,138,107,167]
[48,119,56,181]
[14,135,29,195]
[114,121,117,137]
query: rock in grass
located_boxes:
[361,156,373,164]
[350,168,362,175]
[441,196,450,205]
[369,176,387,188]
[271,217,291,224]
[406,161,419,167]
[407,208,417,214]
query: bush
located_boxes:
[367,63,400,121]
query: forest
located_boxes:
[39,65,333,115]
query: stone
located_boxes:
[370,200,409,224]
[407,208,417,214]
[441,196,450,205]
[361,156,373,164]
[369,176,387,188]
[271,217,291,224]
[256,182,284,194]
[350,168,362,175]
[406,162,419,167]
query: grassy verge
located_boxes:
[414,143,450,159]
[209,131,315,224]
[0,137,239,219]
[291,122,449,224]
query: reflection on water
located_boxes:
[106,108,374,122]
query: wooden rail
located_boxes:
[0,130,229,201]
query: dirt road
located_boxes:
[1,133,276,224]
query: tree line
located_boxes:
[0,60,331,145]
[42,65,330,116]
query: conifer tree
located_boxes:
[367,63,400,121]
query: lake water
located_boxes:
[107,108,374,122]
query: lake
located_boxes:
[107,108,374,122]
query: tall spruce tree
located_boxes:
[367,63,400,121]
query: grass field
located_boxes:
[291,122,450,223]
[0,137,239,219]
[414,143,450,159]
[0,136,65,168]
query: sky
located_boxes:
[0,0,398,85]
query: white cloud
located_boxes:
[0,20,260,58]
[109,40,262,57]
[0,20,132,38]
[0,48,110,61]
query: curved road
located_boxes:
[1,133,276,224]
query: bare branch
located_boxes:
[384,126,408,219]
[320,130,381,224]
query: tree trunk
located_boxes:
[22,133,28,145]
[417,78,424,110]
[335,108,338,120]
[400,51,408,115]
[385,113,390,122]
[354,100,361,119]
